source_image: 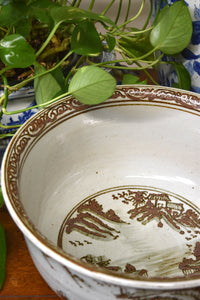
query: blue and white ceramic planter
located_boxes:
[0,86,38,163]
[153,0,200,93]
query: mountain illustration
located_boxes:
[65,199,127,240]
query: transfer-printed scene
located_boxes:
[58,186,200,278]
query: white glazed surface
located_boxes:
[2,85,200,299]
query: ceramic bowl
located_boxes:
[2,85,200,300]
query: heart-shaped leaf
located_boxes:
[0,2,26,26]
[29,7,52,25]
[68,66,116,105]
[71,20,102,56]
[172,62,191,90]
[119,35,154,61]
[15,18,32,37]
[106,33,116,52]
[150,1,192,55]
[122,74,147,85]
[50,6,115,27]
[0,34,36,68]
[34,62,66,105]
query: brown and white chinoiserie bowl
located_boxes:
[2,85,200,300]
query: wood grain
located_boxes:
[0,206,60,299]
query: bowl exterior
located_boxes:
[25,237,200,300]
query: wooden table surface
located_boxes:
[0,205,60,299]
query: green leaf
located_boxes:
[0,3,25,26]
[15,18,32,37]
[51,65,67,91]
[50,6,116,27]
[118,35,154,61]
[0,190,4,208]
[71,20,102,56]
[29,0,58,9]
[106,33,116,52]
[68,66,116,105]
[0,223,6,290]
[29,7,52,25]
[34,62,66,106]
[150,1,193,55]
[122,74,147,85]
[172,62,191,90]
[0,34,36,68]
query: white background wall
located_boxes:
[79,0,150,28]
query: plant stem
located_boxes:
[2,88,70,115]
[116,43,159,64]
[71,0,78,6]
[124,0,131,27]
[75,0,82,7]
[88,0,95,11]
[0,75,8,122]
[115,0,122,25]
[0,27,8,33]
[114,26,152,37]
[88,53,164,71]
[142,0,153,30]
[65,55,84,85]
[0,76,8,107]
[111,0,146,33]
[0,133,14,139]
[36,22,62,57]
[8,51,73,93]
[0,66,10,77]
[0,123,21,129]
[151,0,162,24]
[101,0,115,16]
[134,61,158,85]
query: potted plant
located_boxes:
[0,0,193,289]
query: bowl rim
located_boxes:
[2,84,200,290]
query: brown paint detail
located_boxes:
[111,87,200,112]
[81,255,148,277]
[112,190,200,234]
[115,287,200,300]
[59,186,200,279]
[65,199,126,240]
[64,266,91,289]
[179,242,200,276]
[81,255,111,267]
[124,264,148,277]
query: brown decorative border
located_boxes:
[112,86,200,110]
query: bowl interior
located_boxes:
[4,86,200,281]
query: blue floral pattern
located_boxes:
[153,0,200,93]
[0,89,38,163]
